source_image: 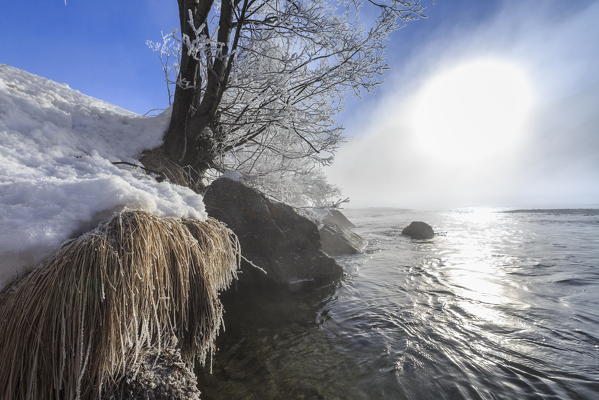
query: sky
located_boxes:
[1,0,598,209]
[330,0,599,208]
[0,1,178,114]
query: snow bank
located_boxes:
[0,65,206,289]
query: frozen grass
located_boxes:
[0,210,240,400]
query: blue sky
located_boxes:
[1,1,178,114]
[2,0,598,207]
[1,0,503,115]
[2,1,591,115]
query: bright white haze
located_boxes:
[409,60,533,165]
[329,2,599,209]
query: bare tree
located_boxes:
[148,0,426,190]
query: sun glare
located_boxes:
[408,59,534,164]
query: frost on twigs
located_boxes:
[102,342,201,400]
[148,0,427,197]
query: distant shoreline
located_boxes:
[501,208,599,215]
[343,207,599,214]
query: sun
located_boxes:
[408,59,534,164]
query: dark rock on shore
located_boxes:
[104,345,201,400]
[204,178,343,287]
[402,221,434,239]
[323,209,355,230]
[318,209,366,257]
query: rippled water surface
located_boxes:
[200,209,599,399]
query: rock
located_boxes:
[318,210,366,257]
[322,209,355,230]
[203,178,343,287]
[103,344,201,400]
[401,221,434,239]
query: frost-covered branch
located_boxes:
[145,0,428,195]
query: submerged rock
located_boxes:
[402,221,434,239]
[204,178,343,287]
[318,209,366,257]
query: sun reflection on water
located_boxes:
[441,208,511,322]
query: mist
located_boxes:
[328,1,599,209]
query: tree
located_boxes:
[148,0,426,191]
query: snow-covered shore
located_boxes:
[0,65,206,289]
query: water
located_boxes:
[200,208,599,399]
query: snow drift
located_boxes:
[0,65,206,290]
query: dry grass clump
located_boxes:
[0,210,240,400]
[140,148,203,191]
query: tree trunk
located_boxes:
[162,0,234,184]
[162,0,212,165]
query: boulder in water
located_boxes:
[402,221,434,239]
[203,178,343,287]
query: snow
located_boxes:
[0,65,206,290]
[221,170,243,182]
